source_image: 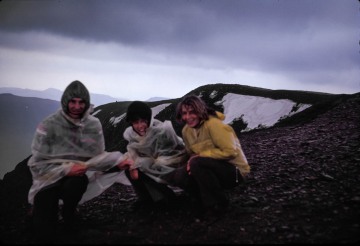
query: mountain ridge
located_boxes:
[0,88,359,244]
[0,83,354,178]
[0,86,127,106]
[0,86,171,105]
[93,83,350,153]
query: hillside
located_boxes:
[0,85,359,244]
[93,83,345,152]
[0,94,60,178]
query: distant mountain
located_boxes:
[146,97,170,102]
[0,87,127,106]
[0,94,60,178]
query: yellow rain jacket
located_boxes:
[181,111,250,177]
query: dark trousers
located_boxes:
[166,157,243,208]
[125,169,176,203]
[32,175,88,240]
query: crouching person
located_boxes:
[27,80,130,243]
[166,95,251,218]
[122,101,188,209]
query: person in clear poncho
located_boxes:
[27,80,131,242]
[122,101,188,208]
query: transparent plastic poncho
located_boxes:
[28,108,127,204]
[123,119,188,183]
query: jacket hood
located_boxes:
[214,111,225,121]
[61,80,90,116]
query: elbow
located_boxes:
[224,149,238,159]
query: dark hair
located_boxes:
[175,95,216,123]
[61,80,90,116]
[126,101,152,126]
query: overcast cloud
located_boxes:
[0,0,359,101]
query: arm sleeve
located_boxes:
[29,122,71,177]
[199,120,239,160]
[182,128,194,155]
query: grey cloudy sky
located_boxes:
[0,0,359,101]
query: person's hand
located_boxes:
[130,168,139,180]
[117,159,134,170]
[186,155,199,175]
[67,162,87,176]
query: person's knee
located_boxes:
[189,157,204,175]
[75,175,89,194]
[68,175,88,187]
[167,167,188,187]
[34,185,59,206]
[63,176,88,198]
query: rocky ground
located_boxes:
[1,94,359,244]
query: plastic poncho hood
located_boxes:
[61,80,90,116]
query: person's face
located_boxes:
[68,98,86,119]
[132,119,149,136]
[181,105,200,128]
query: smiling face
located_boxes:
[68,98,86,119]
[132,119,149,136]
[181,105,200,128]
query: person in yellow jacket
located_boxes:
[165,94,250,217]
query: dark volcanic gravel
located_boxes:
[1,94,359,244]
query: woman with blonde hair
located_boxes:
[167,95,250,217]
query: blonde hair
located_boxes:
[175,95,216,124]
